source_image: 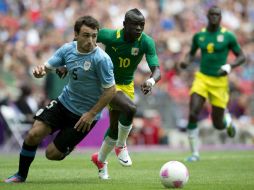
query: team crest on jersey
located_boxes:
[131,48,139,56]
[84,61,91,71]
[217,35,224,42]
[199,36,205,42]
[112,46,117,52]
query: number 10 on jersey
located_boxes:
[119,57,130,68]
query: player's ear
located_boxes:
[218,14,222,21]
[74,32,78,39]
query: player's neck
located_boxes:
[207,24,220,32]
[124,33,135,43]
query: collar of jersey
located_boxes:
[117,29,142,41]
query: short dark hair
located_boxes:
[124,8,144,22]
[74,16,100,34]
[208,5,221,15]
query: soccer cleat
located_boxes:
[4,173,26,183]
[185,155,200,162]
[114,146,132,167]
[91,152,110,180]
[224,112,236,138]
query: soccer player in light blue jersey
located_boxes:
[4,15,116,183]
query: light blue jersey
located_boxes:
[45,41,115,120]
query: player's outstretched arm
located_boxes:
[218,49,246,76]
[179,53,195,70]
[74,85,116,132]
[230,49,246,69]
[141,66,161,95]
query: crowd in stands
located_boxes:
[0,0,253,146]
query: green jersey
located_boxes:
[190,27,241,76]
[97,29,159,84]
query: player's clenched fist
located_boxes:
[141,78,155,95]
[32,65,47,78]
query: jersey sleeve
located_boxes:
[228,32,241,53]
[96,55,115,88]
[45,44,67,69]
[190,33,199,55]
[97,28,113,44]
[145,37,159,67]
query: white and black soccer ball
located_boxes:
[159,161,189,188]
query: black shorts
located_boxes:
[34,99,97,154]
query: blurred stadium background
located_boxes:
[0,0,253,151]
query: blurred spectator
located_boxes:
[15,84,38,124]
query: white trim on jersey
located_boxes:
[102,82,115,89]
[44,61,56,70]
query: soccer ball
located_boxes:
[159,161,189,188]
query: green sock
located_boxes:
[119,113,132,126]
[187,122,198,130]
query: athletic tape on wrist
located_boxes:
[221,64,231,74]
[146,78,156,86]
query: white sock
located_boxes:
[116,121,132,147]
[98,136,116,162]
[224,112,232,128]
[187,128,199,157]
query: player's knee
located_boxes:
[125,104,137,117]
[25,130,42,145]
[45,144,64,160]
[45,148,64,160]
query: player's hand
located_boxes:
[141,80,153,95]
[74,112,94,133]
[217,69,227,76]
[218,64,231,76]
[56,66,68,79]
[32,65,46,78]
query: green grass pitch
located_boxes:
[0,148,254,190]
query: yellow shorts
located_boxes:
[109,81,134,110]
[115,81,135,100]
[190,72,229,108]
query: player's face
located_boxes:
[124,15,145,42]
[75,25,97,53]
[207,8,221,25]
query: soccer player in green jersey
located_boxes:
[91,8,161,179]
[180,6,246,162]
